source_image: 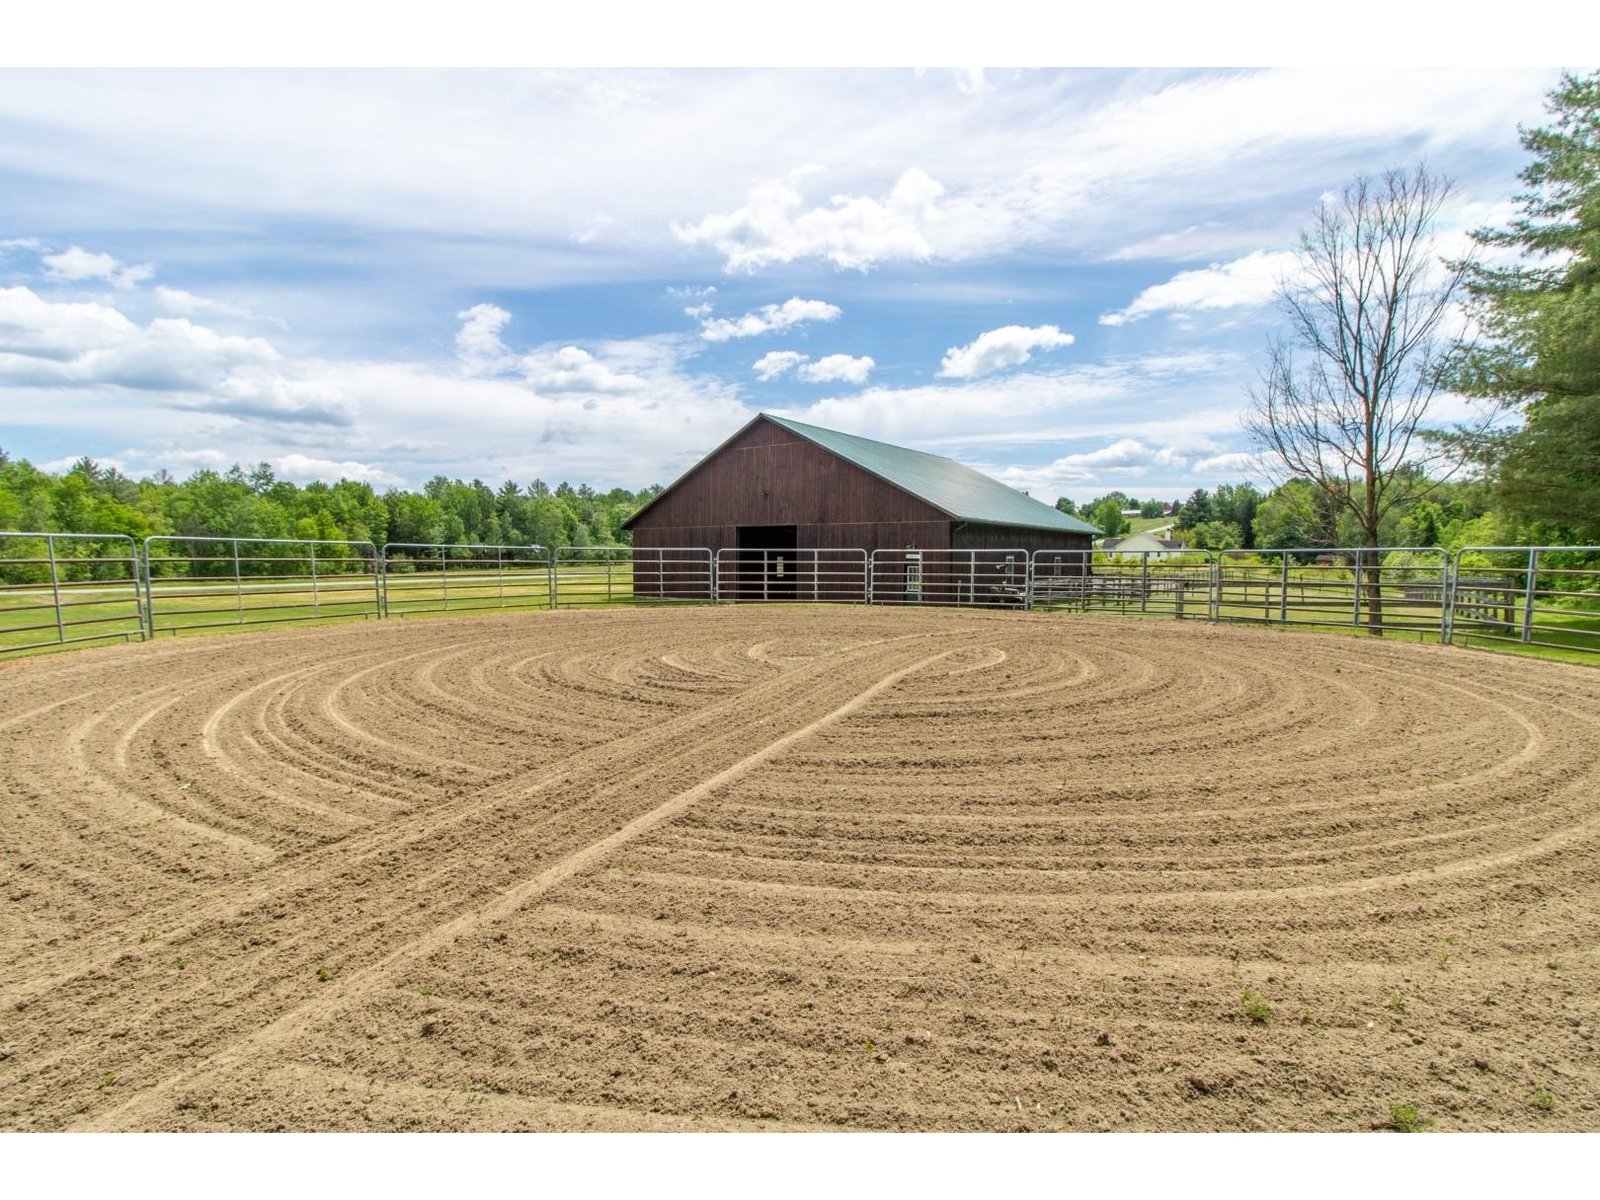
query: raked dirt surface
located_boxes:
[1,606,1597,1131]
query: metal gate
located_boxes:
[1214,547,1450,639]
[868,549,1030,608]
[382,542,550,617]
[551,546,713,608]
[0,531,145,654]
[713,547,868,603]
[142,535,381,635]
[1030,548,1214,618]
[1447,545,1600,657]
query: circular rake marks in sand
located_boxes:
[1,607,1598,1132]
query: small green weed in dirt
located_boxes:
[1016,938,1033,951]
[1386,992,1408,1013]
[96,1073,117,1090]
[417,984,434,996]
[1533,1087,1556,1113]
[863,1037,876,1056]
[316,964,330,983]
[174,955,187,971]
[1387,1103,1433,1132]
[1240,990,1272,1024]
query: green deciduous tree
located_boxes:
[1088,497,1128,538]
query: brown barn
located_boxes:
[623,413,1100,602]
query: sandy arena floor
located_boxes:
[1,606,1597,1131]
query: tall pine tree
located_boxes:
[1455,72,1600,541]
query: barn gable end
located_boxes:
[626,416,953,553]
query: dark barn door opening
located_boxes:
[736,525,798,599]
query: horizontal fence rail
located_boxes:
[1031,548,1215,619]
[4,530,1599,664]
[1447,546,1600,658]
[382,542,550,618]
[714,548,868,604]
[143,535,381,636]
[552,546,714,608]
[869,549,1030,609]
[0,531,145,654]
[1214,547,1451,640]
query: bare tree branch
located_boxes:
[1244,165,1497,631]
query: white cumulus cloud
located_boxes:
[40,245,154,290]
[676,168,949,272]
[938,324,1075,379]
[0,286,278,393]
[752,350,873,385]
[752,350,806,381]
[519,345,646,394]
[798,354,874,385]
[698,297,841,342]
[1099,250,1298,325]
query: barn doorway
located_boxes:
[735,525,798,600]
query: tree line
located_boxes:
[0,454,659,553]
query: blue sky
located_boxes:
[0,67,1563,502]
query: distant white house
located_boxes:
[1100,531,1186,561]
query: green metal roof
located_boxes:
[763,414,1101,536]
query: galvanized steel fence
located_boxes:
[1213,547,1452,637]
[1445,546,1600,657]
[382,542,550,618]
[143,535,382,636]
[715,548,868,603]
[869,549,1029,608]
[0,531,145,652]
[1030,549,1212,619]
[3,532,1598,662]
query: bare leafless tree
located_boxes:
[1245,164,1480,632]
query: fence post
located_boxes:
[1351,549,1362,626]
[142,536,156,637]
[1437,551,1451,644]
[310,541,320,615]
[1521,548,1539,644]
[133,538,149,638]
[233,539,244,624]
[45,534,65,645]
